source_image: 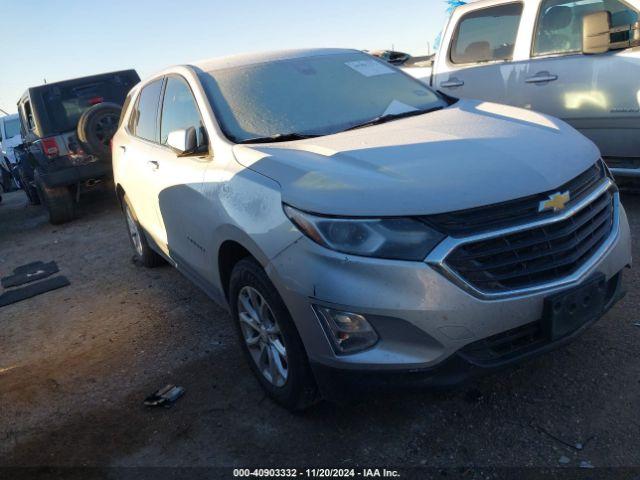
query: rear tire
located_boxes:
[34,171,75,225]
[229,257,319,411]
[122,194,164,268]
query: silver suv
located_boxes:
[112,49,631,410]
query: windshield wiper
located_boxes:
[237,132,322,144]
[342,106,444,132]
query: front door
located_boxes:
[516,0,640,160]
[433,2,524,104]
[150,75,212,282]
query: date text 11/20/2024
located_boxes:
[233,468,401,477]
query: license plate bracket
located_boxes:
[542,274,607,341]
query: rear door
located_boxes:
[514,0,640,162]
[120,78,165,241]
[149,75,212,280]
[432,2,525,104]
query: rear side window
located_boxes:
[23,101,36,132]
[533,0,639,56]
[450,3,524,64]
[129,79,163,142]
[159,77,207,148]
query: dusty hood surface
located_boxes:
[232,99,601,216]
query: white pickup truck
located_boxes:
[403,0,640,179]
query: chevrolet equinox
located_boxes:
[112,49,632,410]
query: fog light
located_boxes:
[313,306,378,354]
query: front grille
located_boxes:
[445,189,615,293]
[460,321,545,364]
[424,162,605,236]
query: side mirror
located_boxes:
[166,127,197,155]
[583,11,612,54]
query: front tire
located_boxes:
[16,165,40,205]
[1,165,12,192]
[229,257,318,411]
[122,194,164,268]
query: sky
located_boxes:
[0,0,450,114]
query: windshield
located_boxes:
[199,51,446,143]
[3,118,21,139]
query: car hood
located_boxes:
[232,99,600,216]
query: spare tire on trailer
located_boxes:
[77,102,122,162]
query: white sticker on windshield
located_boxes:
[345,60,395,77]
[382,100,418,116]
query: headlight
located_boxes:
[283,204,444,261]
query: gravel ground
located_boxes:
[0,188,639,473]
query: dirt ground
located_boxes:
[1,187,639,474]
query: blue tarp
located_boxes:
[434,1,467,50]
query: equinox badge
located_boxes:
[539,191,570,213]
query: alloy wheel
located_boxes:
[237,286,288,387]
[125,206,143,257]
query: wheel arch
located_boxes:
[218,239,261,302]
[115,183,126,209]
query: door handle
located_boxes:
[119,146,126,153]
[147,160,159,171]
[525,72,558,84]
[441,78,464,88]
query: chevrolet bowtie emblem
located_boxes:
[539,191,570,213]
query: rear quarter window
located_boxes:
[118,91,135,129]
[129,79,163,142]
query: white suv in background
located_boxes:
[112,49,631,410]
[0,113,23,191]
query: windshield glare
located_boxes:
[200,52,446,142]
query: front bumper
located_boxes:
[311,272,624,401]
[266,201,632,399]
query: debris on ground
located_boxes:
[579,460,594,469]
[0,260,69,308]
[528,423,594,452]
[1,261,59,288]
[143,385,185,408]
[558,455,570,464]
[0,276,70,308]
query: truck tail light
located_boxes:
[41,137,59,159]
